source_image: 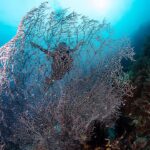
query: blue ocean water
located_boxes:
[0,22,17,46]
[0,0,150,47]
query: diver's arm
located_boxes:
[70,41,84,53]
[30,42,53,56]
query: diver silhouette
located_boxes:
[31,41,84,85]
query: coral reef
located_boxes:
[0,2,134,150]
[107,35,150,150]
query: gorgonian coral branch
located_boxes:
[0,2,135,150]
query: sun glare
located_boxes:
[91,0,112,13]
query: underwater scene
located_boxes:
[0,1,150,150]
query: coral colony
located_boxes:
[0,2,135,150]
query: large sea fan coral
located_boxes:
[0,2,135,150]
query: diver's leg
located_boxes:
[45,76,55,85]
[44,77,54,92]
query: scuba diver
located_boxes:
[31,41,84,85]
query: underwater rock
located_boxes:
[115,116,135,138]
